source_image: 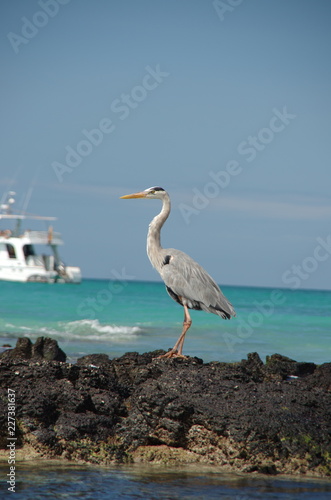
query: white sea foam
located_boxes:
[63,319,142,340]
[5,323,32,331]
[3,319,142,343]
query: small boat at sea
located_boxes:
[0,192,82,284]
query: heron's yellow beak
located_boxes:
[120,191,147,199]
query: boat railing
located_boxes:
[22,230,63,244]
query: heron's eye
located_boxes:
[150,190,155,195]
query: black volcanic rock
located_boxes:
[0,338,330,476]
[0,336,66,362]
[265,353,316,380]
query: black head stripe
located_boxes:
[151,187,165,192]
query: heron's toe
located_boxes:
[155,349,188,360]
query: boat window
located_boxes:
[23,244,36,258]
[6,244,16,259]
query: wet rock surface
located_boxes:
[0,338,330,476]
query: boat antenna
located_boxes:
[22,185,34,214]
[21,166,43,214]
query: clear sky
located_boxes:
[1,0,331,290]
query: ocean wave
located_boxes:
[63,319,142,338]
[2,319,143,343]
[5,323,34,332]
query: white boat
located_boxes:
[0,192,82,284]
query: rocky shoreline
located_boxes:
[0,337,330,476]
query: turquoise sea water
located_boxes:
[0,279,330,364]
[1,279,330,498]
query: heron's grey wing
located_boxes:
[159,249,235,319]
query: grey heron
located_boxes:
[120,186,236,358]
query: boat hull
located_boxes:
[0,265,81,284]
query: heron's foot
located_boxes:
[155,349,188,360]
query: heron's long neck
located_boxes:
[147,195,171,270]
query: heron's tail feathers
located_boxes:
[201,302,236,320]
[213,305,236,319]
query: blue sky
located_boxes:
[1,0,331,289]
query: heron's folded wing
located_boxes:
[160,249,235,318]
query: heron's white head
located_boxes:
[120,186,167,200]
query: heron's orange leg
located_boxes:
[157,304,192,359]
